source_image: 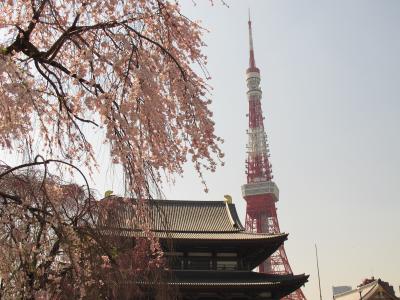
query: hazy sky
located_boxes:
[2,1,399,299]
[163,1,400,299]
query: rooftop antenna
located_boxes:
[247,8,256,69]
[315,244,323,300]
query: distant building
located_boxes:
[333,286,352,296]
[333,278,398,300]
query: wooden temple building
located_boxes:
[99,198,308,299]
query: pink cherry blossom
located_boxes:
[0,0,223,198]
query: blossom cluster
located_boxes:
[0,0,223,197]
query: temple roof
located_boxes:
[98,198,286,242]
[149,200,244,232]
[138,271,308,299]
[169,270,308,287]
[99,230,287,241]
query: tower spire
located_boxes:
[248,10,257,70]
[244,14,272,182]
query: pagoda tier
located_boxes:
[140,271,308,300]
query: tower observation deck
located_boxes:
[241,15,307,300]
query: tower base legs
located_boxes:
[245,210,306,300]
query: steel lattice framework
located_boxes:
[241,16,306,300]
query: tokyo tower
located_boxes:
[241,15,307,300]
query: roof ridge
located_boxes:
[335,280,378,297]
[149,199,227,204]
[100,198,228,203]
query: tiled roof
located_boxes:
[141,270,308,287]
[100,229,287,241]
[149,200,244,232]
[98,198,285,241]
[99,198,238,232]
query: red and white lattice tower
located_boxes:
[241,16,306,300]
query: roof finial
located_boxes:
[224,195,233,204]
[248,9,256,69]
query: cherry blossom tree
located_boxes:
[0,161,97,299]
[0,0,223,298]
[0,159,175,299]
[0,0,223,197]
